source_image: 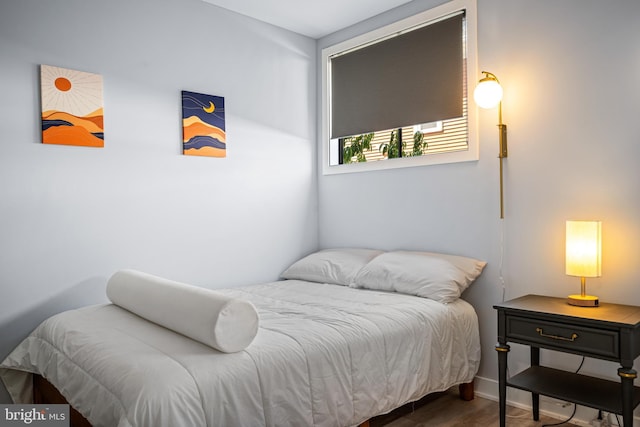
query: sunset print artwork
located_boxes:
[182,91,226,157]
[40,65,104,148]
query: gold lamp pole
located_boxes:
[474,71,507,218]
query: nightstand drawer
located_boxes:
[506,316,619,359]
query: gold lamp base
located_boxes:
[567,294,599,307]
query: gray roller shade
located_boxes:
[330,12,464,140]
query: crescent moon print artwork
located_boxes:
[40,64,104,148]
[182,91,226,157]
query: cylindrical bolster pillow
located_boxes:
[106,269,259,353]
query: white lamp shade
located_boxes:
[473,79,503,109]
[566,220,602,278]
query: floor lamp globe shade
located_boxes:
[474,80,503,109]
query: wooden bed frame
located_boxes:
[33,374,474,427]
[33,374,92,427]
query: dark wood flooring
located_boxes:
[370,388,580,427]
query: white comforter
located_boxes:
[0,280,480,427]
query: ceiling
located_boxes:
[202,0,415,39]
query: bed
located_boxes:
[0,248,485,427]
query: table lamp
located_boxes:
[565,220,601,307]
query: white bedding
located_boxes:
[0,280,480,427]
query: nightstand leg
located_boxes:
[531,347,540,421]
[496,343,510,427]
[618,367,637,427]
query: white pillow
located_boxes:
[281,248,384,286]
[352,251,487,303]
[106,269,259,353]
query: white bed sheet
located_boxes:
[0,280,480,427]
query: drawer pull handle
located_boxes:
[536,328,578,342]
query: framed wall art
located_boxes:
[40,64,104,148]
[182,91,226,157]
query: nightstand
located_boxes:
[494,294,640,426]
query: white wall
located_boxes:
[318,0,640,421]
[0,0,317,401]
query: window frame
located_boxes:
[321,0,478,175]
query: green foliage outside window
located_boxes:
[411,130,425,156]
[380,129,427,158]
[342,128,427,163]
[380,129,403,158]
[342,133,374,163]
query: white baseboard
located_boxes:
[473,376,639,427]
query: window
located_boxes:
[321,0,478,174]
